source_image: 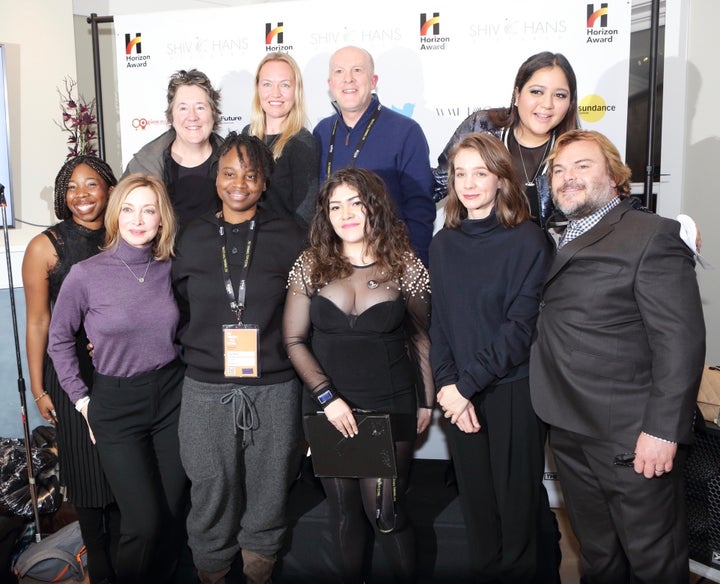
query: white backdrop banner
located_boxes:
[113,0,631,505]
[114,0,631,167]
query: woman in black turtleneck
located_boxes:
[429,132,557,583]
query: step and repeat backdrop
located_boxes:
[113,0,631,505]
[114,0,631,167]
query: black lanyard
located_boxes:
[326,102,382,177]
[218,214,258,324]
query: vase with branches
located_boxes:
[56,76,98,158]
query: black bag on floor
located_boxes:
[0,426,62,518]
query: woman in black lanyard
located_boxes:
[283,168,434,584]
[172,132,306,584]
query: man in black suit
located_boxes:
[530,130,705,583]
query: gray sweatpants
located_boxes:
[178,376,303,573]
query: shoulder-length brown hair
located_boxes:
[307,168,413,288]
[103,173,177,260]
[445,133,530,229]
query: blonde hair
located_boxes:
[103,173,177,260]
[248,52,308,160]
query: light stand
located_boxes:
[0,183,42,542]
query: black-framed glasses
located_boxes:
[613,452,635,467]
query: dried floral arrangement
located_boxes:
[56,76,98,158]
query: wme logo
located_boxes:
[125,33,142,55]
[265,22,284,45]
[587,3,608,28]
[420,13,440,36]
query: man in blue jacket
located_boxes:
[313,45,436,265]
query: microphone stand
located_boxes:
[0,183,42,542]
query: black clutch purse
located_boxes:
[303,411,397,478]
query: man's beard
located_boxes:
[552,180,612,220]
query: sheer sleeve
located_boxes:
[283,251,336,406]
[400,254,435,409]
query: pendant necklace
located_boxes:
[119,257,152,283]
[517,138,551,187]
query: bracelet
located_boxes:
[34,391,48,403]
[313,386,339,407]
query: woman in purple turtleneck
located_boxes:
[48,173,187,584]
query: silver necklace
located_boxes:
[119,257,152,283]
[517,138,551,187]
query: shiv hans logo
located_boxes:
[124,33,150,68]
[586,3,608,28]
[265,22,293,52]
[419,12,449,51]
[125,33,141,55]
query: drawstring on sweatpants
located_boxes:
[220,387,257,445]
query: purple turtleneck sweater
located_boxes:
[48,239,180,404]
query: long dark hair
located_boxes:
[307,168,412,288]
[488,51,579,137]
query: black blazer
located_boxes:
[529,199,705,446]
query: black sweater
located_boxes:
[172,209,305,385]
[429,212,551,399]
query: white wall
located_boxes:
[683,0,719,364]
[0,0,78,252]
[0,0,78,435]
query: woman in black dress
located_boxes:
[283,168,434,584]
[22,155,119,584]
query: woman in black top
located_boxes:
[284,168,434,584]
[22,155,119,584]
[430,133,557,582]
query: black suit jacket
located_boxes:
[530,199,705,446]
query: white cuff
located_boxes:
[75,396,90,412]
[643,431,677,445]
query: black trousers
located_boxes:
[446,377,560,583]
[549,427,689,584]
[89,358,188,584]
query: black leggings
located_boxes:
[320,441,415,584]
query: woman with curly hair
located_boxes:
[283,167,434,584]
[22,155,119,584]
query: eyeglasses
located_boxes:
[613,452,635,467]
